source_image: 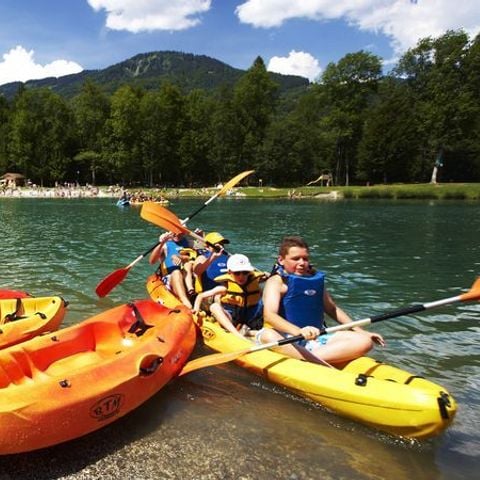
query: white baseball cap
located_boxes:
[227,254,254,272]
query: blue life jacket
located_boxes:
[198,250,228,291]
[161,238,190,275]
[277,267,326,329]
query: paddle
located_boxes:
[179,277,480,375]
[95,170,254,297]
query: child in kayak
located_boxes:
[193,254,268,339]
[149,231,195,308]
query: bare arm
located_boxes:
[193,286,226,312]
[193,248,224,277]
[149,232,172,265]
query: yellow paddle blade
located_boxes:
[218,170,254,196]
[140,202,188,234]
[460,277,480,302]
[179,348,252,376]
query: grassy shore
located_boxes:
[2,183,480,200]
[138,183,480,200]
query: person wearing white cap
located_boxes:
[193,253,268,338]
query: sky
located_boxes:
[1,0,480,86]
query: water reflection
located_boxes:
[0,198,479,479]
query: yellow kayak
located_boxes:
[147,273,457,439]
[0,296,67,349]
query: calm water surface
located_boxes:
[0,197,479,479]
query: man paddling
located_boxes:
[259,236,385,366]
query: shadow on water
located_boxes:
[0,357,443,480]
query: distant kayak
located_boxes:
[130,199,169,206]
[0,296,67,349]
[116,199,130,207]
[0,299,195,454]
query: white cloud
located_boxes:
[87,0,211,32]
[236,0,480,55]
[0,46,83,86]
[268,50,321,82]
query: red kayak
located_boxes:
[0,289,30,299]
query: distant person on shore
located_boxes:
[258,236,385,366]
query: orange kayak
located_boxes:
[0,296,67,349]
[0,299,195,454]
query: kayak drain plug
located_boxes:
[355,374,368,386]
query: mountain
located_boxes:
[0,51,310,100]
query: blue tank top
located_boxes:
[162,238,190,274]
[201,251,228,290]
[278,268,326,329]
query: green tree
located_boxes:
[0,96,10,172]
[395,30,477,182]
[210,85,243,180]
[71,80,110,184]
[319,51,382,185]
[8,88,74,185]
[357,77,419,183]
[139,82,185,186]
[179,89,215,186]
[103,85,143,183]
[233,56,279,171]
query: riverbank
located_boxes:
[1,183,480,200]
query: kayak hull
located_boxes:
[0,299,195,454]
[147,273,457,439]
[0,296,67,349]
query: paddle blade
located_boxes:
[460,277,480,302]
[179,348,252,376]
[95,267,130,297]
[140,202,189,234]
[218,170,254,196]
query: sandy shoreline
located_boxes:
[0,185,121,198]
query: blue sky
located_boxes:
[1,1,479,86]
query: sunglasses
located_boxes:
[232,271,249,276]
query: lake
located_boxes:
[0,197,479,479]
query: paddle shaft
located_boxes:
[180,284,479,375]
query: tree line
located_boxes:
[1,29,480,187]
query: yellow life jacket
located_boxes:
[214,272,263,308]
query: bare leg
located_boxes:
[258,329,373,367]
[210,303,245,339]
[182,261,195,293]
[169,269,192,308]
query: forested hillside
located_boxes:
[0,51,308,100]
[1,31,479,188]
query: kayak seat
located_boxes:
[0,351,35,387]
[92,322,126,357]
[27,326,98,374]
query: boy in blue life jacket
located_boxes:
[259,236,385,366]
[193,253,268,339]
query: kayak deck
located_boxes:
[0,296,67,349]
